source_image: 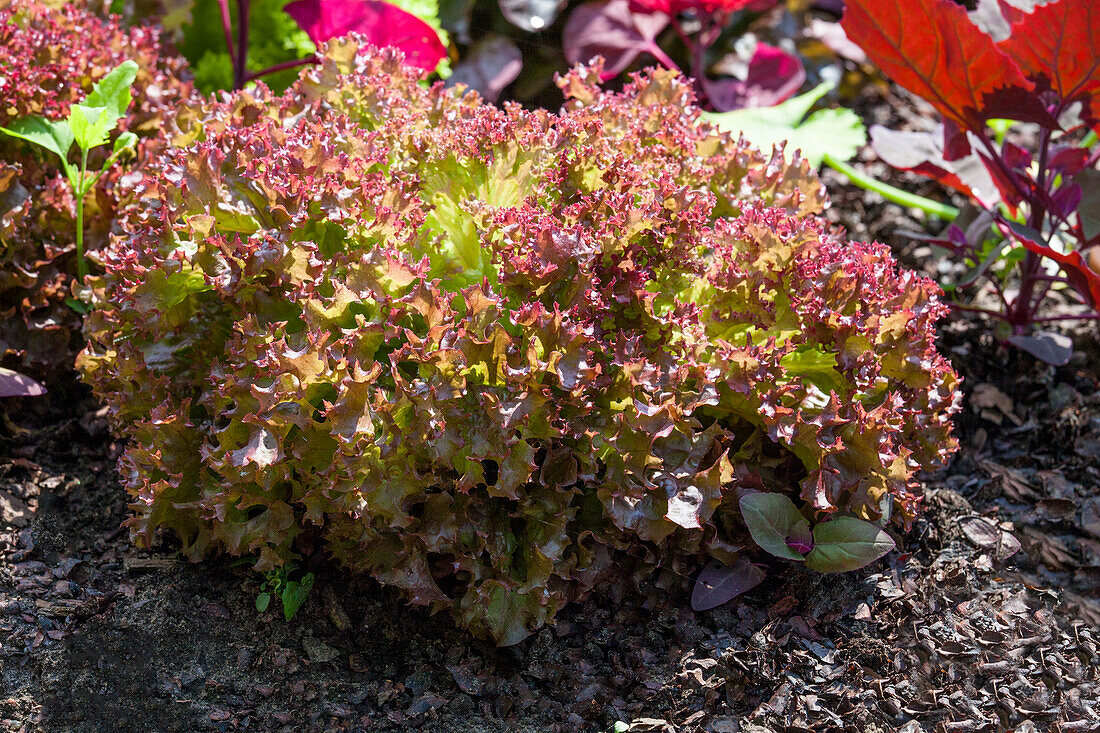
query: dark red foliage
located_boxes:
[846,0,1100,345]
[283,0,446,73]
[629,0,775,14]
[841,0,1049,130]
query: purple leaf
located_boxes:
[0,367,46,398]
[691,557,766,612]
[284,0,447,73]
[1006,332,1073,366]
[562,0,669,80]
[870,125,1001,207]
[700,43,805,112]
[446,36,522,103]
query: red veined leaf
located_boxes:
[1000,219,1100,307]
[997,0,1100,126]
[841,0,1051,130]
[869,125,1000,207]
[284,0,446,73]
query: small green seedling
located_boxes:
[739,492,896,572]
[256,562,315,621]
[0,61,139,282]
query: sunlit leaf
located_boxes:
[804,517,895,572]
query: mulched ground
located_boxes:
[2,88,1100,733]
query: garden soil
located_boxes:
[2,89,1099,733]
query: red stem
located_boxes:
[948,303,1004,319]
[245,56,319,82]
[233,0,250,89]
[216,0,235,62]
[1029,312,1100,323]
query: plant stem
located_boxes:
[75,149,88,282]
[644,42,682,74]
[821,153,960,220]
[246,56,318,82]
[1029,312,1100,323]
[216,0,235,64]
[233,0,250,90]
[948,303,1004,319]
[1082,129,1098,148]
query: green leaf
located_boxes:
[703,82,867,167]
[113,131,138,155]
[739,492,810,562]
[65,297,91,315]
[779,346,847,395]
[279,572,315,620]
[255,592,272,612]
[804,517,895,572]
[69,104,115,151]
[0,116,74,161]
[68,61,139,152]
[86,60,139,119]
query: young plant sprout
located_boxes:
[0,61,139,283]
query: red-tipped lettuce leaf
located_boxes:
[284,0,446,73]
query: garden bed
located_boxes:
[2,159,1098,731]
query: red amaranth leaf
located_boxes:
[841,0,1050,130]
[997,0,1100,126]
[1001,220,1100,307]
[284,0,446,73]
[0,368,46,397]
[690,557,765,612]
[562,0,669,80]
[869,125,1000,207]
[699,43,805,112]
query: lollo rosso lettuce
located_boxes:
[0,0,195,376]
[79,39,959,645]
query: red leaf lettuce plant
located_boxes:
[0,0,194,377]
[842,0,1100,365]
[80,40,959,644]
